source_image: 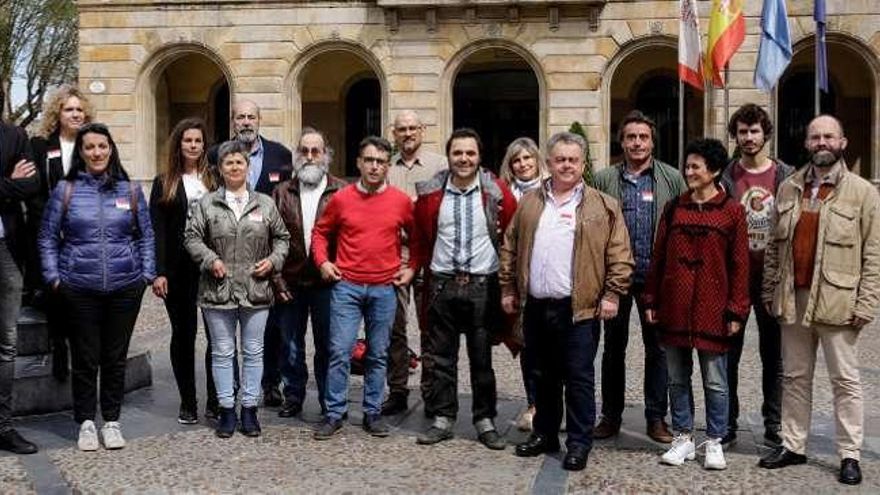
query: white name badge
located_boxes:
[269,172,281,183]
[115,197,131,210]
[641,190,654,202]
[47,149,62,159]
[248,211,263,222]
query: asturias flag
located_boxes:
[679,0,705,91]
[754,0,793,92]
[706,0,746,87]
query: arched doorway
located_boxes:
[452,48,539,173]
[136,45,233,180]
[607,40,704,167]
[299,50,382,177]
[778,37,876,178]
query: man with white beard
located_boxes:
[271,128,347,417]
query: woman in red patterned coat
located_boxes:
[643,138,750,471]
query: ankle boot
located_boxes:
[215,407,237,438]
[239,406,261,437]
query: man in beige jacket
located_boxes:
[759,115,880,486]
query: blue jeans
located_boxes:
[325,281,396,420]
[203,307,270,409]
[276,286,330,411]
[666,345,729,439]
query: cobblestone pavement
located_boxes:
[3,295,878,493]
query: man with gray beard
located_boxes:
[271,128,347,417]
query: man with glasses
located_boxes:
[382,110,447,416]
[410,128,516,450]
[311,136,415,440]
[209,98,293,408]
[272,128,347,418]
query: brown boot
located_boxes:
[647,420,673,443]
[593,418,621,439]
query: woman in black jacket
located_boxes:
[150,117,219,424]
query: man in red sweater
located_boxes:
[310,136,415,440]
[410,128,517,450]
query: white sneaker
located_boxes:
[77,420,99,451]
[100,421,126,450]
[702,437,727,470]
[660,433,695,466]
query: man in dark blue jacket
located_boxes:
[0,121,39,454]
[209,98,292,406]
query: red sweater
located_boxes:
[312,184,414,285]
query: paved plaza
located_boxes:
[2,295,879,493]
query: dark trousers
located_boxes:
[425,274,497,422]
[63,282,145,423]
[727,295,782,432]
[262,308,282,391]
[0,242,22,433]
[277,285,330,410]
[520,340,538,406]
[387,283,413,397]
[526,296,600,449]
[600,283,668,422]
[164,265,220,409]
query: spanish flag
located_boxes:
[706,0,746,87]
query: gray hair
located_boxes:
[546,132,587,158]
[216,140,251,165]
[298,126,335,164]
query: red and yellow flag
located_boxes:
[705,0,746,87]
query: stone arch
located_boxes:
[601,35,704,168]
[777,32,880,179]
[440,39,546,171]
[284,40,389,176]
[134,42,234,180]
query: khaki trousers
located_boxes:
[781,289,863,460]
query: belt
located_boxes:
[432,271,494,285]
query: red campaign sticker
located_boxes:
[269,172,280,182]
[641,190,654,202]
[115,197,131,210]
[560,212,573,219]
[47,149,62,159]
[248,211,263,222]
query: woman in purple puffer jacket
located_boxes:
[38,123,155,452]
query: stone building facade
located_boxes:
[77,0,880,181]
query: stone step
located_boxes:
[13,350,153,416]
[16,306,50,356]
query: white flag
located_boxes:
[679,0,704,91]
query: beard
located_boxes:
[236,128,257,145]
[809,147,844,168]
[295,157,328,186]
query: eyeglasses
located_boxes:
[298,146,324,156]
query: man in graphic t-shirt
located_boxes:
[720,103,794,448]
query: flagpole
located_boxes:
[724,65,730,140]
[814,53,821,116]
[678,79,685,169]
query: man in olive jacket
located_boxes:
[759,115,880,486]
[501,131,633,471]
[591,110,687,443]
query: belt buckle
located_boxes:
[454,272,470,285]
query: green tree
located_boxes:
[568,121,593,185]
[0,0,78,127]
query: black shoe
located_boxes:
[839,458,862,485]
[381,393,409,416]
[515,433,561,457]
[0,429,38,455]
[313,418,343,440]
[763,429,782,447]
[278,402,302,418]
[262,387,283,407]
[363,414,390,437]
[416,426,453,445]
[177,404,198,425]
[759,446,807,469]
[563,445,589,471]
[721,430,737,447]
[205,400,220,421]
[215,407,237,438]
[477,430,506,450]
[239,406,261,437]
